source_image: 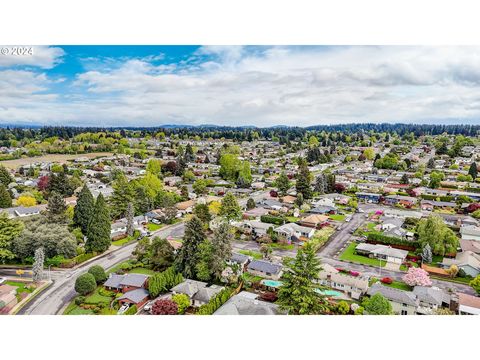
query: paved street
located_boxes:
[18,222,186,315]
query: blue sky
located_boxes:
[1,45,480,127]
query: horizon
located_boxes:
[2,45,480,127]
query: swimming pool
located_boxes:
[261,279,283,288]
[316,289,343,297]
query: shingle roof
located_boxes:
[171,279,207,297]
[412,286,450,306]
[231,253,250,264]
[367,283,418,307]
[214,291,283,315]
[247,260,282,275]
[118,288,149,304]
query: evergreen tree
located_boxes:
[74,185,95,234]
[427,157,435,169]
[175,216,206,278]
[0,184,12,208]
[277,243,327,315]
[193,203,212,224]
[0,165,12,187]
[314,174,326,194]
[469,162,478,180]
[275,172,291,196]
[400,173,409,185]
[196,240,213,282]
[246,198,256,210]
[219,192,241,221]
[134,185,153,214]
[110,173,135,218]
[150,237,175,271]
[126,202,134,236]
[47,171,74,196]
[295,158,312,199]
[46,191,68,223]
[210,221,233,279]
[421,243,433,263]
[85,194,111,253]
[32,247,45,282]
[185,143,195,162]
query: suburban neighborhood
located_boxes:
[1,123,480,315]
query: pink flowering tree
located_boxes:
[402,267,432,287]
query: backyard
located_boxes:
[329,214,346,222]
[339,242,386,267]
[238,249,263,260]
[310,226,335,251]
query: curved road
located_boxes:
[18,222,185,315]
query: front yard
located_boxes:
[5,280,35,302]
[239,249,263,260]
[339,242,386,267]
[310,226,335,251]
[147,223,163,232]
[329,214,346,222]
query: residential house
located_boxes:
[367,283,419,315]
[298,214,330,229]
[171,279,224,307]
[458,293,480,315]
[412,286,453,315]
[104,273,150,308]
[242,207,270,220]
[442,251,480,277]
[247,260,283,280]
[384,195,418,208]
[241,220,273,238]
[318,264,369,300]
[175,200,195,215]
[309,205,337,215]
[356,192,382,203]
[420,200,457,212]
[356,243,408,264]
[274,223,315,242]
[214,291,283,315]
[460,226,480,242]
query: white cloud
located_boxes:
[0,46,64,69]
[3,46,480,126]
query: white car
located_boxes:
[143,301,155,313]
[117,303,130,315]
[0,277,6,285]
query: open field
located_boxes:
[0,152,114,170]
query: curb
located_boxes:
[10,280,53,315]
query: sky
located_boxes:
[1,45,480,127]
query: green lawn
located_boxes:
[112,236,134,247]
[147,223,163,231]
[269,243,294,251]
[339,242,386,267]
[370,277,412,291]
[239,249,263,260]
[84,288,113,304]
[5,281,35,301]
[329,214,346,222]
[129,267,156,276]
[242,272,264,283]
[285,216,299,223]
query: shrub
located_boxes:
[259,291,278,302]
[367,233,419,249]
[151,299,178,315]
[74,273,97,295]
[260,215,285,226]
[336,301,350,315]
[124,305,138,315]
[88,265,107,284]
[172,293,190,314]
[45,255,66,267]
[381,277,393,284]
[197,288,233,315]
[98,287,115,297]
[75,296,86,305]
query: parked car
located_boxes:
[0,277,6,285]
[143,301,155,313]
[117,303,130,315]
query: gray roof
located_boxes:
[412,286,450,306]
[193,285,224,303]
[367,283,418,307]
[214,291,283,315]
[231,253,250,264]
[104,274,124,289]
[104,273,148,289]
[118,288,149,304]
[247,260,282,275]
[171,279,207,297]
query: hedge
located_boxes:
[197,288,233,315]
[124,305,138,315]
[58,252,98,268]
[367,233,420,250]
[260,215,285,226]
